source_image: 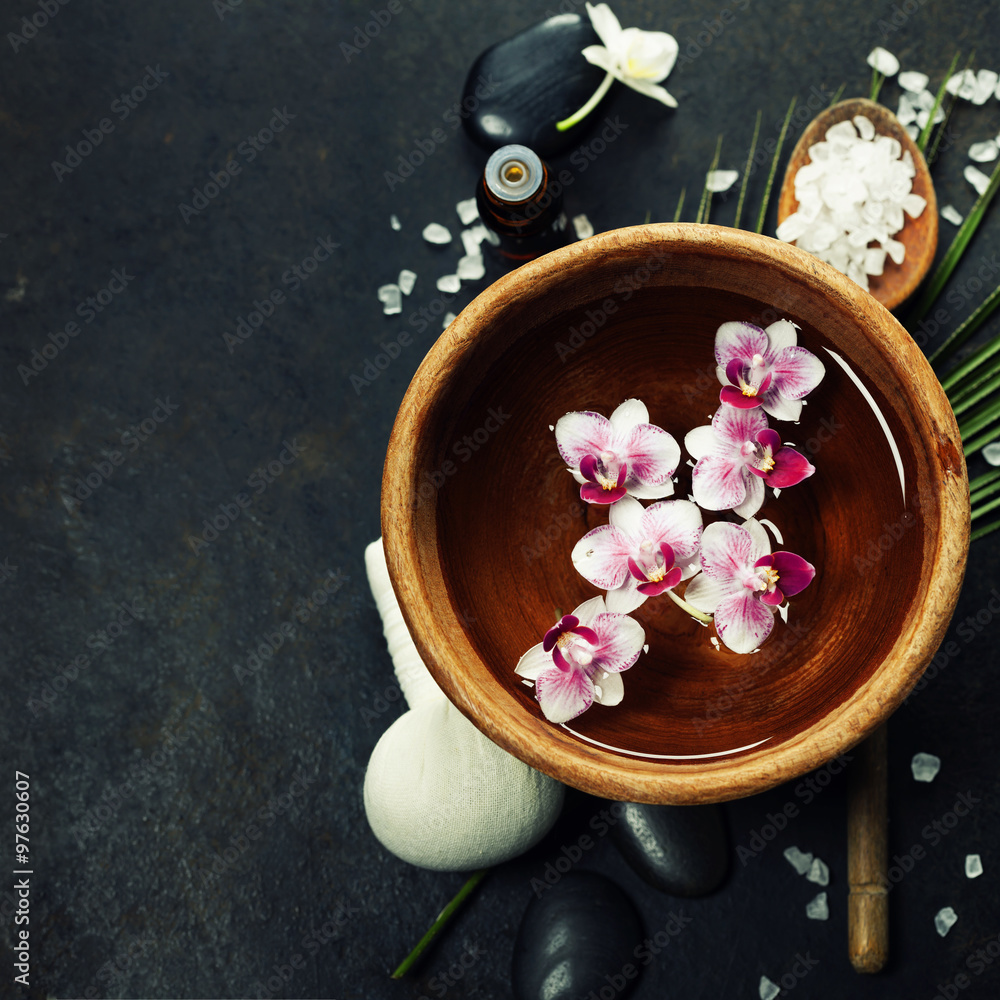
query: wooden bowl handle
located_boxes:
[847,723,889,973]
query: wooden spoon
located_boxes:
[777,97,938,312]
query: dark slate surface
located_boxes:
[1,1,999,998]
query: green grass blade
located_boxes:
[734,110,761,231]
[917,51,961,154]
[697,135,724,225]
[958,397,1000,440]
[970,477,1000,506]
[962,422,1000,456]
[672,186,686,223]
[971,516,1000,541]
[755,96,796,235]
[970,492,1000,522]
[969,467,1000,492]
[908,157,1000,325]
[869,67,884,102]
[941,334,1000,393]
[930,281,1000,367]
[952,372,1000,417]
[828,82,846,107]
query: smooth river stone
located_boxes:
[461,13,608,159]
[610,802,729,896]
[511,871,643,1000]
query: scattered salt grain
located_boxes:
[983,441,1000,465]
[965,164,991,196]
[784,846,814,875]
[969,139,999,163]
[461,226,485,256]
[854,115,876,141]
[941,204,964,225]
[911,752,941,782]
[436,274,461,293]
[398,269,417,295]
[456,198,479,225]
[457,254,485,281]
[572,213,594,239]
[896,94,917,126]
[807,857,830,886]
[377,283,402,315]
[442,312,457,329]
[935,906,958,937]
[778,604,789,624]
[806,892,829,920]
[905,123,920,142]
[759,975,780,1000]
[899,71,929,93]
[972,69,998,106]
[710,636,721,650]
[965,854,983,879]
[946,69,977,100]
[423,222,452,245]
[867,47,899,77]
[390,214,401,231]
[706,169,739,193]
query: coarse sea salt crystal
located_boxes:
[456,198,479,225]
[377,283,402,315]
[807,857,830,886]
[706,169,739,193]
[456,254,485,281]
[969,139,999,163]
[983,441,1000,465]
[899,70,929,93]
[947,69,977,100]
[935,907,958,937]
[911,752,941,782]
[572,213,594,239]
[759,975,780,1000]
[390,214,401,231]
[436,274,461,293]
[966,854,983,878]
[941,204,964,225]
[422,222,452,245]
[854,115,876,141]
[784,846,813,875]
[905,123,920,141]
[442,312,457,329]
[896,95,917,126]
[972,69,998,106]
[398,269,417,295]
[806,892,829,920]
[965,165,991,196]
[867,47,899,76]
[461,225,485,256]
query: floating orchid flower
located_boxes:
[555,398,680,505]
[685,406,814,518]
[716,319,826,422]
[684,519,815,654]
[555,3,678,132]
[571,495,702,613]
[515,596,645,723]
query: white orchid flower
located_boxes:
[557,3,679,132]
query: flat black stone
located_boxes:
[611,803,729,896]
[512,871,644,1000]
[461,13,609,158]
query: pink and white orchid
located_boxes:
[685,406,815,518]
[684,519,815,654]
[555,398,680,505]
[716,319,826,422]
[570,495,703,613]
[515,596,646,723]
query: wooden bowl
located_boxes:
[777,98,938,312]
[381,223,968,804]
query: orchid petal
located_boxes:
[514,641,551,680]
[535,666,594,723]
[698,520,756,580]
[755,428,783,453]
[766,446,815,487]
[620,422,679,487]
[624,478,675,500]
[571,596,609,628]
[618,76,678,107]
[590,612,645,673]
[637,565,683,595]
[713,403,769,447]
[683,570,738,613]
[579,453,600,483]
[715,321,769,369]
[714,591,775,653]
[619,27,678,81]
[626,556,647,582]
[572,525,633,589]
[592,669,624,707]
[763,319,800,355]
[684,424,716,461]
[731,473,765,518]
[555,411,612,468]
[543,614,579,651]
[609,493,645,536]
[721,386,763,408]
[640,500,703,561]
[770,551,816,596]
[609,397,649,434]
[605,579,646,614]
[692,454,748,511]
[770,346,826,399]
[581,44,617,74]
[759,390,802,422]
[725,358,745,387]
[741,518,772,562]
[760,587,784,606]
[585,2,624,49]
[581,481,627,504]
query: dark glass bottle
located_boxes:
[475,144,569,261]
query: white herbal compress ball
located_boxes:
[363,539,564,871]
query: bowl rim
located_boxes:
[381,222,969,804]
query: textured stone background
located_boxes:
[1,0,998,997]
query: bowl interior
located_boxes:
[383,224,967,802]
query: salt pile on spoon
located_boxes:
[776,115,926,292]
